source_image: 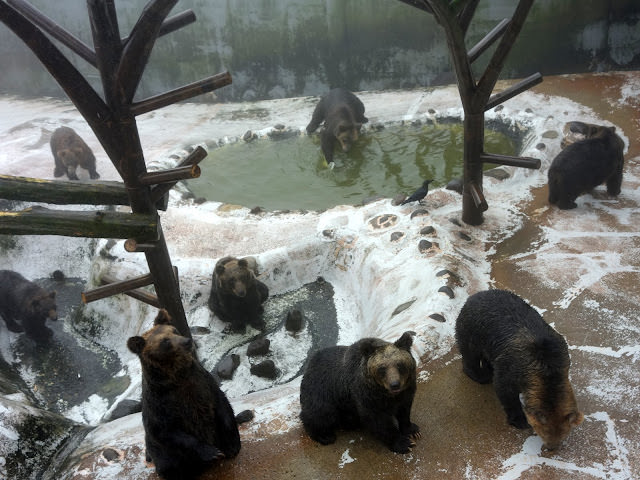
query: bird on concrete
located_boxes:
[401,179,433,205]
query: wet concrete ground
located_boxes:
[199,72,640,479]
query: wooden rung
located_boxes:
[100,274,161,308]
[122,10,196,43]
[138,164,200,186]
[124,238,157,252]
[468,18,510,63]
[485,72,543,111]
[467,182,488,211]
[82,272,155,304]
[150,146,208,203]
[480,153,541,169]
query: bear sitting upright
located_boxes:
[299,331,420,453]
[548,124,624,209]
[127,309,241,480]
[455,289,583,450]
[0,270,57,343]
[208,256,269,333]
[51,126,100,180]
[306,88,368,167]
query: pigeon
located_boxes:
[401,179,433,205]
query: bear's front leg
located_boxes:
[494,377,528,429]
[396,402,420,440]
[362,410,415,453]
[67,165,79,180]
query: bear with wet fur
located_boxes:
[548,125,624,209]
[127,309,240,480]
[306,88,368,166]
[0,270,57,343]
[208,256,269,333]
[299,331,420,453]
[51,126,100,180]
[455,289,583,450]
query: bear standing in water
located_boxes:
[127,309,241,480]
[0,270,57,343]
[306,88,368,167]
[300,331,420,453]
[50,126,100,180]
[455,289,583,450]
[548,125,624,209]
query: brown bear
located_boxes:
[0,270,57,343]
[299,331,420,453]
[208,256,269,333]
[306,88,368,167]
[127,309,241,480]
[548,125,624,209]
[50,126,100,180]
[455,289,583,450]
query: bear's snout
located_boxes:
[49,309,57,321]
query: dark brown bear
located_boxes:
[306,88,368,166]
[208,256,269,333]
[50,126,100,180]
[455,289,583,450]
[0,270,57,343]
[548,125,624,209]
[299,331,420,453]
[127,309,241,480]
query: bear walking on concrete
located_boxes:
[306,88,368,167]
[548,125,624,209]
[208,256,269,333]
[127,309,241,480]
[0,270,57,343]
[299,331,420,453]
[455,289,583,450]
[50,126,100,180]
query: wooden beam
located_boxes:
[138,164,200,186]
[99,273,161,308]
[468,18,510,63]
[480,153,541,169]
[0,207,159,240]
[150,146,208,203]
[0,174,129,206]
[467,182,488,211]
[124,238,157,252]
[457,0,480,34]
[82,272,155,304]
[131,71,232,116]
[485,72,543,111]
[122,10,196,44]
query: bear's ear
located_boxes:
[215,264,226,275]
[127,336,145,354]
[49,291,56,299]
[394,331,414,351]
[359,338,385,358]
[154,309,172,326]
[238,258,249,269]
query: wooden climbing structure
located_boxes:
[399,0,542,225]
[0,0,232,337]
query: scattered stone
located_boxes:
[316,276,325,284]
[274,123,285,130]
[107,399,141,421]
[190,326,211,336]
[410,208,429,219]
[449,217,462,227]
[193,197,207,204]
[418,239,433,253]
[429,313,446,323]
[446,178,463,194]
[242,130,255,142]
[103,448,121,462]
[493,105,504,112]
[217,354,240,380]
[411,119,422,126]
[392,193,407,206]
[285,310,304,332]
[420,226,435,235]
[458,232,472,241]
[249,206,264,215]
[525,108,533,113]
[438,285,455,299]
[250,360,278,379]
[369,213,398,230]
[247,338,271,356]
[542,129,559,139]
[390,231,404,242]
[536,142,546,150]
[392,299,416,316]
[52,270,65,281]
[428,108,436,114]
[485,168,510,181]
[322,229,335,238]
[235,409,254,424]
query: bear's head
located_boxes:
[27,290,57,323]
[334,120,362,152]
[360,331,416,395]
[215,257,256,298]
[57,147,84,167]
[127,309,194,379]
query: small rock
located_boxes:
[249,206,264,215]
[250,360,278,379]
[242,130,255,142]
[369,214,398,230]
[392,299,416,316]
[429,313,446,323]
[52,270,65,281]
[390,231,404,242]
[103,448,121,462]
[193,197,207,204]
[536,142,546,150]
[428,108,436,114]
[190,326,211,336]
[446,178,463,194]
[285,310,304,332]
[217,354,240,380]
[247,338,270,356]
[458,232,472,241]
[316,276,325,284]
[418,239,432,253]
[485,168,510,181]
[449,217,462,227]
[410,208,429,219]
[392,193,407,206]
[107,399,141,421]
[438,286,455,299]
[235,409,254,424]
[420,225,435,235]
[322,229,335,238]
[493,105,504,112]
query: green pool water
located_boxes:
[188,123,517,211]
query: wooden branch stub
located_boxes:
[150,146,208,203]
[468,18,510,63]
[131,71,233,116]
[0,174,129,206]
[124,238,157,252]
[0,207,159,240]
[485,72,543,111]
[82,271,155,304]
[467,182,488,211]
[138,164,200,186]
[100,273,161,308]
[480,153,541,169]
